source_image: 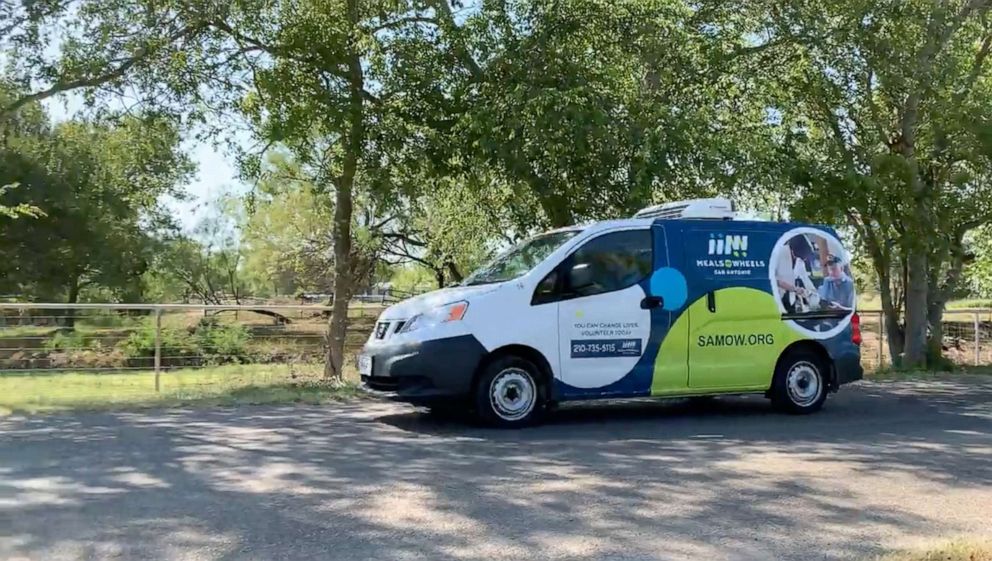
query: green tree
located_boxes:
[231,0,479,378]
[381,177,527,287]
[240,155,337,296]
[0,183,44,219]
[0,0,264,121]
[753,0,992,367]
[146,234,243,305]
[0,113,193,311]
[2,0,786,374]
[446,0,777,227]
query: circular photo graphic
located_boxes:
[769,227,855,339]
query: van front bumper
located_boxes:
[360,335,487,405]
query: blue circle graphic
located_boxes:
[649,267,688,311]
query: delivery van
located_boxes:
[359,198,863,426]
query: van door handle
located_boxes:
[640,296,664,310]
[707,291,716,313]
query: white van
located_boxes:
[359,198,863,426]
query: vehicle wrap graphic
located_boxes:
[555,221,853,400]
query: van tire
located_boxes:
[771,349,828,414]
[474,355,543,427]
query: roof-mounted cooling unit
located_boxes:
[633,197,736,220]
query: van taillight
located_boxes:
[851,312,862,346]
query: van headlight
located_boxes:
[398,301,469,334]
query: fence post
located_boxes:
[878,311,884,368]
[975,311,981,366]
[154,307,162,392]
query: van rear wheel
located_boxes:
[474,356,543,427]
[771,349,828,414]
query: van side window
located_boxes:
[564,229,652,299]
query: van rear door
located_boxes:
[683,225,787,391]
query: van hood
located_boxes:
[381,283,504,320]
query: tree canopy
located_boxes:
[0,102,192,302]
[5,0,992,372]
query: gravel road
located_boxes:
[2,377,991,561]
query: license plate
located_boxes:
[357,354,373,376]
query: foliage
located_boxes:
[389,264,440,295]
[965,225,992,297]
[381,178,522,287]
[118,323,199,360]
[746,0,992,367]
[0,183,44,219]
[0,107,193,302]
[116,316,250,362]
[42,331,89,351]
[192,317,251,360]
[240,154,336,295]
[144,199,246,304]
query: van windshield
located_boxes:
[462,230,581,286]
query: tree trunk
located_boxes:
[445,260,463,284]
[902,248,929,368]
[65,276,80,329]
[541,190,573,228]
[434,268,445,289]
[897,89,928,369]
[324,8,364,381]
[878,268,905,367]
[926,298,945,363]
[925,234,967,364]
[864,229,905,367]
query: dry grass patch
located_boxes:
[867,540,992,561]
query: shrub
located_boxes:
[115,317,252,365]
[194,321,251,361]
[43,330,88,351]
[118,323,198,359]
[77,311,145,329]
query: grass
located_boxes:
[866,365,992,381]
[0,363,364,415]
[865,540,992,561]
[947,298,992,310]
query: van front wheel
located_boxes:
[474,356,543,427]
[771,350,828,414]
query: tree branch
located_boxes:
[382,231,427,247]
[955,31,992,104]
[1,24,203,117]
[369,15,438,33]
[427,0,484,81]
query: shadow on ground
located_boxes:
[1,378,991,561]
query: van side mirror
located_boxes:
[531,270,559,305]
[568,262,594,292]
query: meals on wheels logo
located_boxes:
[697,233,766,276]
[708,233,748,257]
